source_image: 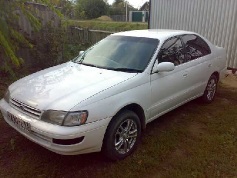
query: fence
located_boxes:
[67,27,113,45]
[110,15,126,22]
[18,27,114,67]
[18,2,61,37]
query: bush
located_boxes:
[30,27,65,69]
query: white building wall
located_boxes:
[149,0,237,68]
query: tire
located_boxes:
[201,75,218,103]
[102,110,141,161]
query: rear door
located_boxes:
[180,34,212,97]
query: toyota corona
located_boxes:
[0,30,226,160]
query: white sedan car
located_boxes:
[0,30,226,160]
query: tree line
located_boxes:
[75,0,137,19]
[50,0,138,19]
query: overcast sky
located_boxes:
[108,0,148,9]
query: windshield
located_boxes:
[73,35,159,73]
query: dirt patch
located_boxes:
[0,83,7,97]
[171,148,187,159]
[97,16,113,21]
[221,74,237,88]
[0,120,19,144]
[149,147,189,178]
[188,122,207,138]
[0,118,21,171]
[220,98,233,104]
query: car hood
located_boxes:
[9,62,137,111]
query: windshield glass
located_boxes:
[73,35,159,73]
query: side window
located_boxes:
[182,34,211,61]
[158,37,185,66]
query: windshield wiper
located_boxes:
[112,68,142,73]
[81,63,99,68]
[77,63,142,73]
[76,47,93,64]
[76,55,85,64]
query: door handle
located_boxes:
[183,74,188,77]
[208,64,212,68]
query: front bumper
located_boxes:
[0,99,111,155]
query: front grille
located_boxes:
[10,98,41,118]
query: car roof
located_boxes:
[112,29,196,41]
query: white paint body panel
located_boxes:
[0,30,227,155]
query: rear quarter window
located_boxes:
[181,34,211,61]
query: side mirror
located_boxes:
[153,62,175,73]
[79,51,84,56]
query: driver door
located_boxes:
[148,36,191,120]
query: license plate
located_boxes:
[7,112,31,132]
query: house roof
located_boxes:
[139,2,149,11]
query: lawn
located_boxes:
[0,74,236,178]
[62,19,148,32]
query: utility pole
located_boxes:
[124,1,128,22]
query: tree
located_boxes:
[49,0,74,18]
[0,0,61,76]
[76,0,108,19]
[60,1,74,18]
[109,0,137,16]
[113,0,124,6]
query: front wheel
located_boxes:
[102,110,141,161]
[201,75,218,103]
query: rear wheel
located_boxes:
[201,75,218,103]
[103,110,141,161]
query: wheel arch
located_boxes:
[117,103,146,131]
[107,103,146,133]
[212,71,219,82]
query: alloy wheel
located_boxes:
[114,119,138,154]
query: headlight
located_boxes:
[41,110,67,125]
[4,89,10,103]
[63,111,88,126]
[41,110,88,126]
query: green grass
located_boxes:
[62,20,148,32]
[0,76,236,178]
